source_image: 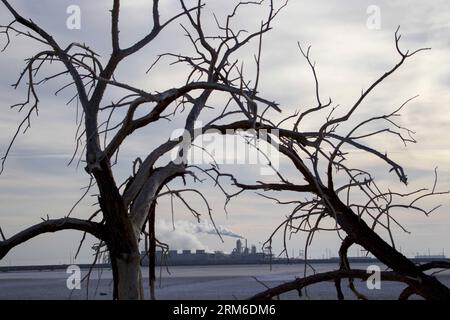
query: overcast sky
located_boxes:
[0,0,449,266]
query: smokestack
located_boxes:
[236,239,242,254]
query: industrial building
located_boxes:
[141,239,270,266]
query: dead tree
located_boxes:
[0,0,284,299]
[203,29,450,300]
[1,0,448,301]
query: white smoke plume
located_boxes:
[156,219,207,251]
[155,219,243,251]
[175,219,243,239]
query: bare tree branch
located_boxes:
[0,218,105,259]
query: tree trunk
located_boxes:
[106,222,143,300]
[148,205,156,300]
[105,214,144,300]
[328,191,450,300]
[113,252,143,300]
[94,158,144,300]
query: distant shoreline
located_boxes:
[1,257,448,273]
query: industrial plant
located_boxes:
[141,239,271,266]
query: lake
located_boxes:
[0,263,448,300]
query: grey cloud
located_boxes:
[0,0,449,264]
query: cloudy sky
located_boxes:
[0,0,449,266]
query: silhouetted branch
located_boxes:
[0,218,105,259]
[249,269,413,300]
